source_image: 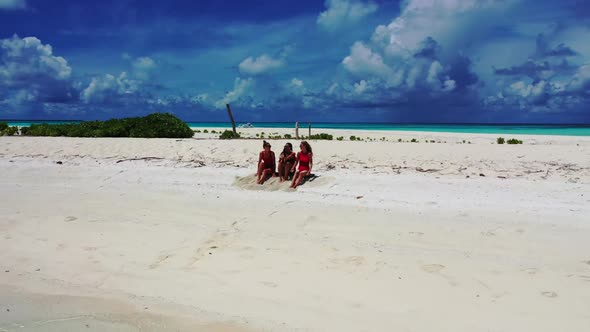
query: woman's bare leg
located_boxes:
[290,171,300,188]
[259,169,273,184]
[282,163,291,181]
[278,161,285,181]
[292,171,308,188]
[257,162,265,182]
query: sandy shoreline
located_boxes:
[1,131,590,331]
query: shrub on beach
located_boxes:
[0,122,8,131]
[507,138,523,144]
[308,133,333,140]
[411,138,418,143]
[1,125,18,136]
[21,113,194,138]
[497,137,505,144]
[219,130,241,139]
[336,136,344,141]
[350,135,357,141]
[284,134,292,139]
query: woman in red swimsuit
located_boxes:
[290,141,313,189]
[257,140,276,184]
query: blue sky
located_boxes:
[0,0,589,123]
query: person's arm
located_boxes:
[308,153,313,174]
[286,152,296,163]
[291,153,299,172]
[258,151,263,164]
[271,152,276,173]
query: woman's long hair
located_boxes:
[282,143,293,157]
[301,141,312,154]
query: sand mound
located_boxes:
[233,174,332,191]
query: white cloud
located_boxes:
[80,55,157,104]
[354,80,369,94]
[318,0,378,30]
[0,35,75,104]
[190,93,209,104]
[290,78,304,88]
[81,72,139,103]
[132,56,156,80]
[238,54,284,75]
[340,0,520,99]
[371,0,520,58]
[214,77,254,108]
[567,64,590,92]
[288,78,306,95]
[0,0,26,10]
[342,42,392,79]
[0,35,71,80]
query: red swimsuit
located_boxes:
[260,151,275,170]
[298,152,311,172]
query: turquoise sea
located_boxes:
[4,121,590,136]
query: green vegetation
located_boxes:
[21,113,194,138]
[398,138,403,142]
[219,130,241,139]
[308,133,333,140]
[336,136,344,141]
[203,129,209,133]
[350,135,357,141]
[507,138,523,144]
[496,137,505,144]
[283,133,292,139]
[1,122,18,136]
[411,138,418,143]
[194,129,202,133]
[1,122,19,136]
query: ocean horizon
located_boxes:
[3,120,590,136]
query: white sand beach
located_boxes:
[1,129,590,331]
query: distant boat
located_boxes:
[238,123,253,128]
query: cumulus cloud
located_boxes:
[342,42,393,79]
[80,55,159,105]
[132,56,157,80]
[535,34,578,58]
[318,0,378,30]
[214,77,254,108]
[0,0,26,10]
[371,0,519,58]
[566,64,590,92]
[0,35,77,105]
[81,72,141,104]
[337,0,552,111]
[238,54,284,75]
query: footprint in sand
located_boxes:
[541,291,558,298]
[149,254,173,269]
[260,281,278,288]
[65,216,78,222]
[422,264,445,273]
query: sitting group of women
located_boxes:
[257,140,313,189]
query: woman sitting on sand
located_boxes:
[257,140,276,184]
[290,141,313,189]
[278,143,296,182]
